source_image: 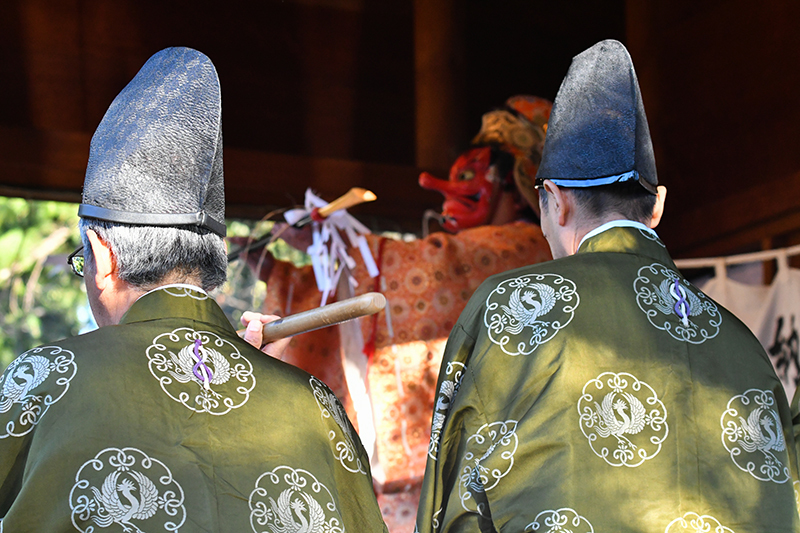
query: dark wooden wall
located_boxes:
[0,0,623,233]
[2,0,799,259]
[628,1,800,258]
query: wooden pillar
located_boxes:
[413,0,463,173]
[762,237,777,285]
[626,1,662,167]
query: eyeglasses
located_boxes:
[67,246,85,277]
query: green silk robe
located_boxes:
[0,285,387,532]
[416,222,800,533]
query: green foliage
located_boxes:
[216,219,311,327]
[0,197,85,372]
[0,201,312,372]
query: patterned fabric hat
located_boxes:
[472,95,552,210]
[79,47,226,236]
[535,39,657,194]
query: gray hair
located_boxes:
[79,218,227,292]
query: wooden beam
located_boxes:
[0,125,441,231]
[661,170,800,258]
[414,0,463,173]
[0,126,89,191]
[224,146,441,229]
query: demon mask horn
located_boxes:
[79,47,226,236]
[535,39,657,194]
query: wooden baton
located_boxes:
[241,292,386,347]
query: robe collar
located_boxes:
[577,219,672,264]
[119,285,234,333]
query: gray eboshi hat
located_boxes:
[535,39,657,194]
[78,47,226,236]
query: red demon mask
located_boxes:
[419,146,498,232]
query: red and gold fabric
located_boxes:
[261,221,551,532]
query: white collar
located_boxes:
[578,220,659,249]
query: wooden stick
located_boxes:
[240,292,386,346]
[317,187,377,218]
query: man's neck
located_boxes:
[96,279,204,327]
[563,213,653,257]
[92,282,146,327]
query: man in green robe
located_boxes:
[0,47,387,532]
[415,39,800,533]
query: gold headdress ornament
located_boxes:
[471,95,552,211]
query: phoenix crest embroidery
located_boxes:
[592,390,647,449]
[0,354,50,412]
[429,362,466,460]
[500,283,557,334]
[249,466,344,533]
[525,508,594,533]
[0,345,77,438]
[70,447,186,532]
[310,377,366,475]
[579,372,668,467]
[146,328,255,415]
[721,389,789,483]
[485,274,579,356]
[459,420,518,516]
[90,470,159,530]
[635,263,721,343]
[167,342,231,388]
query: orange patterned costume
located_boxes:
[257,95,553,531]
[261,222,551,531]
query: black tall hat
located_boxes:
[79,47,226,236]
[535,39,657,194]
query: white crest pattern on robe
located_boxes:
[459,420,518,516]
[428,361,466,460]
[309,376,366,475]
[70,447,186,532]
[414,509,441,533]
[0,345,77,438]
[484,274,579,356]
[525,508,594,533]
[720,388,789,483]
[249,466,344,533]
[146,328,255,415]
[162,286,209,300]
[638,228,667,247]
[579,372,668,467]
[664,512,734,533]
[635,263,721,343]
[431,509,442,532]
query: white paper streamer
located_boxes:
[286,189,379,306]
[357,235,380,278]
[380,276,394,340]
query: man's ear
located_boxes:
[543,179,570,226]
[650,185,667,229]
[86,230,115,289]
